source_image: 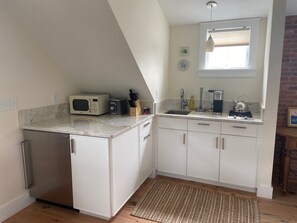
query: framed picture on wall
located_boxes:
[287,106,297,127]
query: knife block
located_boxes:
[130,100,142,116]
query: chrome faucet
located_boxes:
[180,88,188,110]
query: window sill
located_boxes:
[197,69,256,78]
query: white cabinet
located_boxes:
[139,119,153,185]
[157,117,187,176]
[187,119,221,181]
[157,116,259,190]
[111,126,139,215]
[70,118,154,219]
[187,131,220,181]
[70,135,111,218]
[220,129,258,188]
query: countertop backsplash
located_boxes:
[19,100,154,126]
[156,99,262,115]
[19,103,69,126]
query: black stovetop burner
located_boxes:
[229,110,253,118]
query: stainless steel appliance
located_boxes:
[21,130,73,207]
[228,110,253,120]
[69,94,109,115]
[233,95,250,113]
[209,90,224,114]
[110,98,128,115]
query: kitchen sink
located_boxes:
[166,110,191,115]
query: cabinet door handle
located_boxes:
[222,138,225,150]
[216,137,219,149]
[197,123,210,126]
[183,134,186,145]
[232,126,247,129]
[143,122,151,128]
[70,138,75,154]
[143,134,151,141]
[20,140,33,189]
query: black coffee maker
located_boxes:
[209,90,224,114]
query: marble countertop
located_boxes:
[21,114,154,138]
[157,110,263,124]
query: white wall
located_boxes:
[168,20,267,102]
[0,3,79,213]
[257,0,286,198]
[1,0,152,101]
[108,0,170,102]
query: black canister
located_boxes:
[209,90,224,114]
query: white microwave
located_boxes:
[69,94,109,115]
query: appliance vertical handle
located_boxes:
[88,99,91,112]
[216,137,219,149]
[183,133,186,145]
[20,140,33,189]
[222,138,225,150]
[70,138,75,154]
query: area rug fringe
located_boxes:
[131,180,260,223]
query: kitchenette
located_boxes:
[16,86,264,220]
[0,0,288,222]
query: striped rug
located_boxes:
[131,180,259,223]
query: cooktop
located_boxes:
[228,110,253,120]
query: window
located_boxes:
[199,18,260,77]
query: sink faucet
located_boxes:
[180,88,188,110]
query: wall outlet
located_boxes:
[51,93,59,104]
[0,97,18,112]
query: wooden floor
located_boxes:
[4,176,297,223]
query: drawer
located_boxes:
[188,119,221,134]
[221,122,258,137]
[140,118,152,136]
[158,117,187,130]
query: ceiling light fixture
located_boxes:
[206,1,217,52]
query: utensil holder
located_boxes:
[130,100,142,116]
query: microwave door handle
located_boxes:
[88,99,91,112]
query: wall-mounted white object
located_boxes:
[0,97,18,112]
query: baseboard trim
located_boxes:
[0,192,35,222]
[157,172,257,193]
[257,184,273,199]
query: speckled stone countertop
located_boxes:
[21,114,154,138]
[157,110,263,124]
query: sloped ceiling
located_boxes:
[0,0,153,100]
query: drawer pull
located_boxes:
[232,126,247,129]
[197,123,210,126]
[143,134,151,141]
[143,122,151,128]
[216,137,219,149]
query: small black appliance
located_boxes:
[209,90,224,114]
[110,98,128,115]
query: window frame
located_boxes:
[198,18,260,77]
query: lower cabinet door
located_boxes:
[158,128,187,176]
[139,131,153,185]
[70,135,111,218]
[187,131,220,181]
[220,135,257,188]
[111,127,139,215]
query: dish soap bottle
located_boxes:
[189,96,195,110]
